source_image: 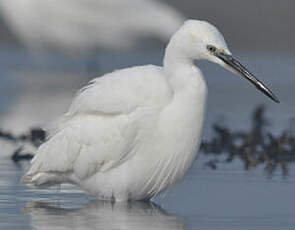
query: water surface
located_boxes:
[0,50,294,229]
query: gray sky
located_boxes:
[169,0,293,52]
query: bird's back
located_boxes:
[67,65,172,116]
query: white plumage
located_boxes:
[23,20,278,201]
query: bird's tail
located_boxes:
[21,172,67,188]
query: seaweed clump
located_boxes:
[0,128,45,162]
[201,105,295,177]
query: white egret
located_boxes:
[22,20,279,201]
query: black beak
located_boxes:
[214,52,280,103]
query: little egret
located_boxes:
[22,20,279,201]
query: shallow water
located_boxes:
[0,50,295,229]
[2,154,295,229]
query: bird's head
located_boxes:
[171,20,279,103]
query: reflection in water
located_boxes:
[24,200,185,230]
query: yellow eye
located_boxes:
[207,45,217,53]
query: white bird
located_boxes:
[22,20,279,201]
[0,0,185,53]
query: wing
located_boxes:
[27,65,171,180]
[28,114,138,180]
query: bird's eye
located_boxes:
[207,45,217,53]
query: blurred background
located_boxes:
[0,1,295,229]
[0,0,293,51]
[0,0,293,134]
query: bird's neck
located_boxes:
[163,41,203,92]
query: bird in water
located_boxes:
[22,20,279,202]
